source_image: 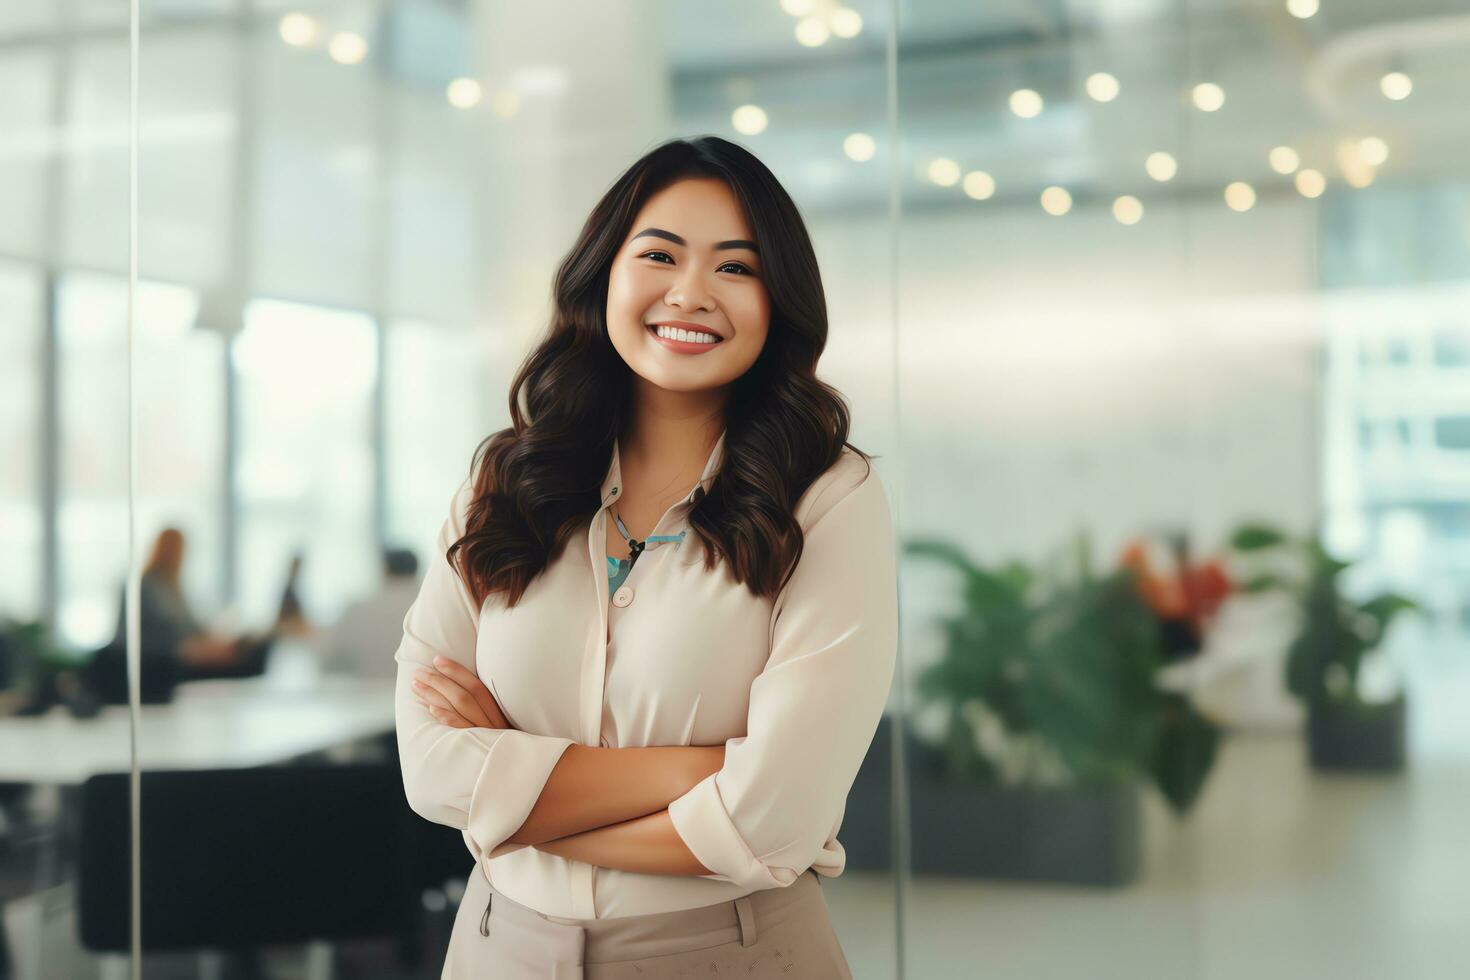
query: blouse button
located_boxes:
[612,585,634,607]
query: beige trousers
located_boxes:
[441,864,853,979]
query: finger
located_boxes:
[412,678,455,713]
[415,671,491,727]
[431,658,507,727]
[425,703,472,729]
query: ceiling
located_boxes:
[1,0,1467,216]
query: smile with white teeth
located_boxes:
[651,324,722,344]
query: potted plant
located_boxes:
[843,532,1221,886]
[1227,523,1417,772]
[0,617,97,717]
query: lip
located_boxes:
[646,321,726,355]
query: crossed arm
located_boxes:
[400,466,897,888]
[411,656,717,876]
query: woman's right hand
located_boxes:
[412,656,512,730]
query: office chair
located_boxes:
[77,763,424,976]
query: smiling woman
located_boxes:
[392,136,891,979]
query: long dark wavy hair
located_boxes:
[448,135,872,609]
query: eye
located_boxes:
[638,251,755,277]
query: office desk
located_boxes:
[0,668,397,785]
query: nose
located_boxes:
[665,264,716,313]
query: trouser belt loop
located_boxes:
[734,895,758,947]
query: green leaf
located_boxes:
[1230,523,1288,551]
[1240,573,1287,593]
[1151,694,1222,814]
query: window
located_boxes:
[56,271,218,649]
[0,259,42,621]
[385,319,502,565]
[234,298,378,627]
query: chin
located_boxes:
[641,371,720,394]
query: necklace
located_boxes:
[612,511,688,561]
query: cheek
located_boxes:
[605,266,650,331]
[734,289,771,343]
[605,264,634,312]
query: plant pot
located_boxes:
[840,717,1143,886]
[839,714,896,871]
[1306,695,1407,772]
[908,775,1141,887]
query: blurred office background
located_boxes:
[1,0,1468,977]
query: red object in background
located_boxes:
[1120,538,1233,641]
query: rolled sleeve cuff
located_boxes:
[465,730,576,861]
[667,772,789,891]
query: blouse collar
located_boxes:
[600,429,726,509]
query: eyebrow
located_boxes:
[631,227,759,255]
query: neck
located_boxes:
[620,378,726,490]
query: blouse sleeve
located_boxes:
[393,475,577,863]
[667,464,899,890]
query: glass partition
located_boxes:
[0,2,138,977]
[118,0,904,977]
[894,1,1470,977]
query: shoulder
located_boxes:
[446,459,485,537]
[449,474,475,527]
[792,446,889,532]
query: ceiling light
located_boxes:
[843,133,876,162]
[1295,168,1326,198]
[1224,182,1256,211]
[829,8,863,38]
[1269,146,1300,174]
[963,171,995,200]
[1145,151,1178,181]
[1343,164,1376,189]
[446,77,482,109]
[795,17,830,46]
[927,158,960,187]
[1358,137,1389,166]
[732,104,768,135]
[1380,72,1413,100]
[1040,186,1072,216]
[1009,89,1044,118]
[1191,82,1225,112]
[1086,72,1120,102]
[327,32,367,65]
[278,12,319,47]
[1113,196,1144,225]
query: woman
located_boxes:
[112,528,279,682]
[396,136,897,978]
[117,528,243,673]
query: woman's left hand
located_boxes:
[411,657,513,730]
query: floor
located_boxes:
[823,728,1470,980]
[7,728,1468,979]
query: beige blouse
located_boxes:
[393,428,898,920]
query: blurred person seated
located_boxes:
[110,527,275,682]
[320,547,420,678]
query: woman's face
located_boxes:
[605,177,771,394]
